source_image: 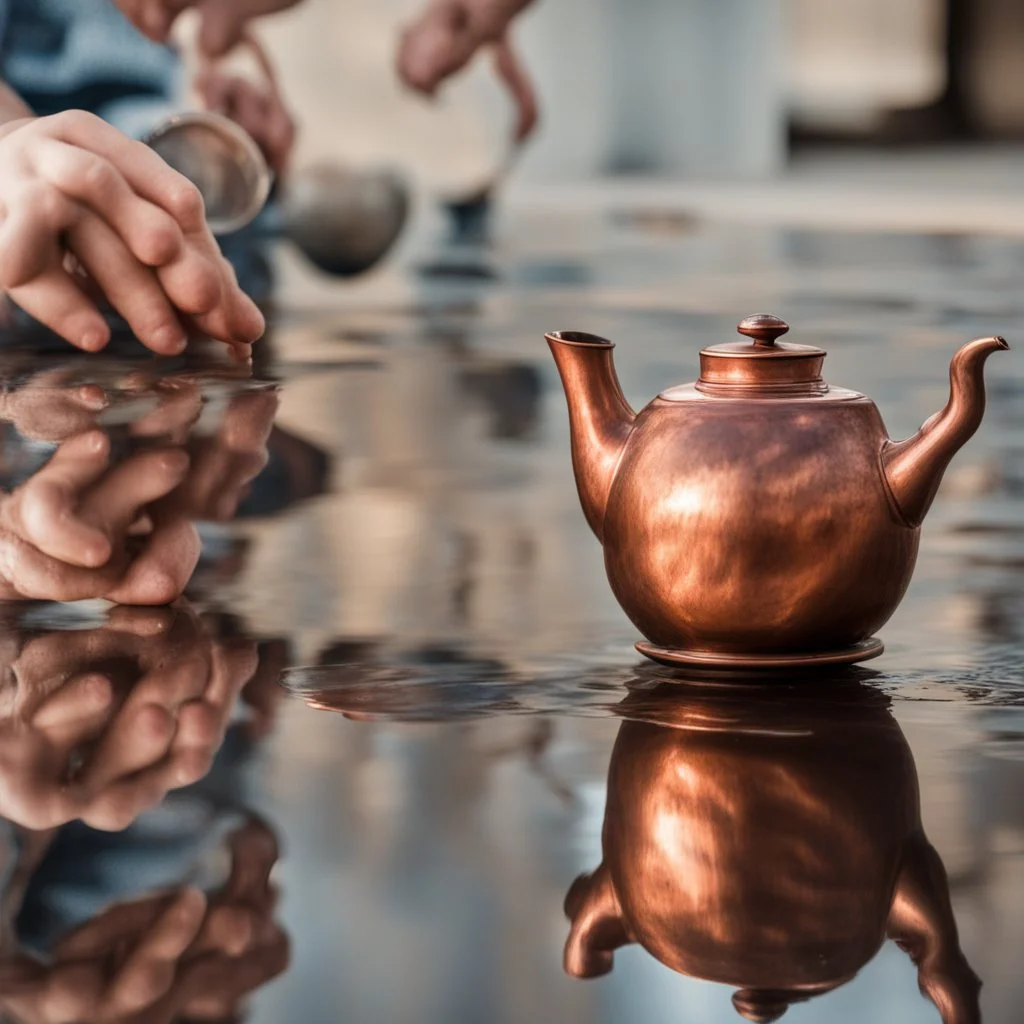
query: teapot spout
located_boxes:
[546,332,636,540]
[882,335,1008,527]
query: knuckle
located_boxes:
[51,109,99,135]
[173,748,213,786]
[166,180,205,226]
[116,963,168,1009]
[172,266,220,314]
[23,181,67,226]
[137,219,180,264]
[138,568,185,606]
[79,153,116,197]
[137,308,177,339]
[85,798,137,832]
[192,273,222,313]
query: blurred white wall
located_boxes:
[256,0,1024,183]
[517,0,787,179]
[259,0,787,184]
[786,0,944,130]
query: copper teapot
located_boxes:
[547,316,1008,667]
[564,681,980,1023]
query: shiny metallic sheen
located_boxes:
[281,164,410,277]
[144,111,271,235]
[635,637,884,668]
[564,682,979,1022]
[546,317,1008,665]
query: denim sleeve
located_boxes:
[0,0,179,136]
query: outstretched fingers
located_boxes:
[67,216,187,354]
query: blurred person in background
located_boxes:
[0,0,301,358]
[397,0,540,145]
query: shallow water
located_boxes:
[1,210,1023,1022]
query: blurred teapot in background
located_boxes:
[564,677,980,1024]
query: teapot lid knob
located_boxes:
[737,314,790,348]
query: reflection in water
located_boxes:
[564,679,981,1024]
[0,815,287,1023]
[0,216,1021,1022]
[0,599,289,1022]
[0,601,275,831]
[0,343,279,604]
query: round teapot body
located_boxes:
[602,387,918,654]
[603,700,915,988]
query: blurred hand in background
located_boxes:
[194,33,297,178]
[398,0,539,144]
[116,0,305,58]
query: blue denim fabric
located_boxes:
[0,0,275,303]
[0,0,179,136]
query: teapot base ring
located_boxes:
[635,638,884,670]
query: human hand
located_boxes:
[397,0,535,96]
[0,111,264,357]
[491,35,538,143]
[0,603,258,831]
[0,430,199,603]
[194,35,296,177]
[117,0,304,58]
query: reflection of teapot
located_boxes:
[564,679,980,1023]
[547,315,1007,667]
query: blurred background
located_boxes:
[259,0,1024,182]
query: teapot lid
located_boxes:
[695,315,827,396]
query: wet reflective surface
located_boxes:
[2,209,1024,1021]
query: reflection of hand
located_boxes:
[240,637,289,739]
[0,369,108,442]
[162,388,278,522]
[176,818,289,1019]
[0,431,199,603]
[0,603,258,830]
[0,820,288,1023]
[0,111,264,356]
[0,370,204,445]
[0,888,209,1024]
